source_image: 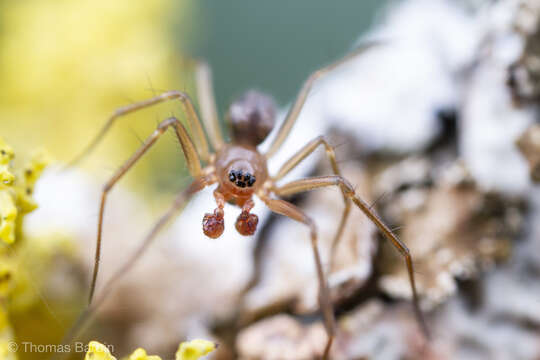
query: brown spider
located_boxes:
[68,42,428,359]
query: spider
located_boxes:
[68,42,429,359]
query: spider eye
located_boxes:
[245,174,256,187]
[229,171,237,182]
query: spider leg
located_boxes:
[55,177,209,360]
[89,117,203,305]
[194,60,225,150]
[259,196,335,360]
[264,41,379,158]
[274,175,430,339]
[273,135,351,271]
[66,90,211,167]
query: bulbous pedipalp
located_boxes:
[235,211,258,236]
[203,208,224,238]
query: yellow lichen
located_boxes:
[84,340,217,360]
[15,149,52,214]
[0,261,14,298]
[0,138,56,360]
[0,306,16,360]
[175,339,217,360]
[0,342,17,360]
[127,348,161,360]
[0,143,51,245]
[0,191,17,245]
[85,341,117,360]
[0,139,15,187]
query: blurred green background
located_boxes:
[182,0,380,113]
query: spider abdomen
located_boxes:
[227,90,276,146]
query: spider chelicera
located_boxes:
[68,42,428,359]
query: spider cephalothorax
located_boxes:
[202,143,268,239]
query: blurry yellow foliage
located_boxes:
[126,348,161,360]
[0,262,14,297]
[175,339,217,360]
[0,138,51,245]
[0,139,15,186]
[0,306,16,360]
[0,0,193,198]
[84,340,216,360]
[84,341,116,360]
[0,191,17,246]
[0,138,55,360]
[0,138,75,360]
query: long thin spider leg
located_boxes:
[273,135,351,271]
[194,60,225,150]
[54,178,209,360]
[89,117,203,305]
[265,41,380,158]
[66,90,211,168]
[274,175,430,339]
[259,196,335,360]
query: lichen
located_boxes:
[83,340,217,360]
[0,142,51,246]
[175,339,217,360]
[516,124,540,182]
[0,306,16,360]
[83,341,115,360]
[127,348,161,360]
[374,158,524,307]
[0,137,70,360]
